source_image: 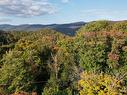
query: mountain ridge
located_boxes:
[0,22,86,36]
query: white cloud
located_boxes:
[61,0,70,3]
[0,0,56,17]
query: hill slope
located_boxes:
[0,22,85,36]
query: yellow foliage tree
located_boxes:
[78,72,127,95]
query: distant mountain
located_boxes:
[0,22,86,36]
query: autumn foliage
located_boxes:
[0,21,127,95]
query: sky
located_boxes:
[0,0,127,25]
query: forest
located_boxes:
[0,20,127,95]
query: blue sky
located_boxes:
[0,0,127,25]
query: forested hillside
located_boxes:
[0,20,127,95]
[0,22,85,36]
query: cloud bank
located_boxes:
[0,0,55,17]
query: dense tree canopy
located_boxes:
[0,21,127,95]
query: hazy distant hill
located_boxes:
[0,22,85,36]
